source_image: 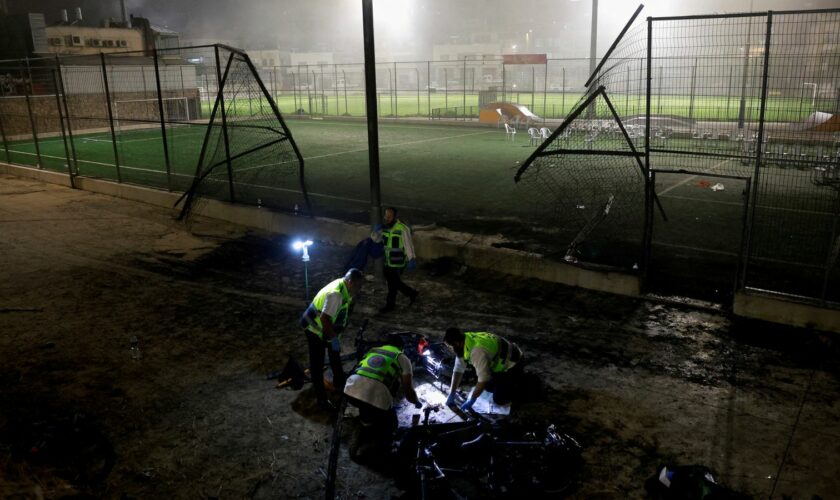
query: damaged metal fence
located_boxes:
[514,6,840,304]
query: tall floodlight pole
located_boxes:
[362,0,382,229]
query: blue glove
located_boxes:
[330,337,341,352]
[460,398,477,412]
[407,259,417,271]
[373,224,383,232]
[445,393,457,407]
[414,401,422,409]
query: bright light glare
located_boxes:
[292,239,313,251]
[376,0,413,41]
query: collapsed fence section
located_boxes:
[0,44,308,216]
[514,7,840,305]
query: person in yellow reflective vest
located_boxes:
[443,328,524,411]
[344,336,421,436]
[300,268,365,411]
[374,207,418,314]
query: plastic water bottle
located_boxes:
[257,198,262,208]
[129,336,142,360]
[294,204,299,215]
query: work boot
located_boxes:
[379,304,395,314]
[408,290,419,306]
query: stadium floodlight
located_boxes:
[292,239,314,302]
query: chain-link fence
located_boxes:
[514,7,840,304]
[0,44,308,213]
[255,58,594,120]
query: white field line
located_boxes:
[657,157,732,196]
[660,194,834,217]
[234,129,495,174]
[5,149,193,177]
[653,241,825,269]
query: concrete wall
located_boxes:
[734,292,840,332]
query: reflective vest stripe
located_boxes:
[304,278,352,339]
[463,331,507,373]
[383,221,409,268]
[355,345,402,389]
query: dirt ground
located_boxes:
[2,173,840,499]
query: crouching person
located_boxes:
[344,336,421,463]
[443,328,525,411]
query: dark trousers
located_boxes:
[305,330,345,403]
[486,360,525,405]
[345,237,384,272]
[384,265,416,308]
[346,395,398,433]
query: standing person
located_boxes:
[344,335,421,460]
[376,207,418,313]
[442,328,525,411]
[300,268,365,411]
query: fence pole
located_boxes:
[55,56,78,175]
[543,60,548,119]
[638,57,643,116]
[502,63,506,102]
[415,68,420,116]
[741,12,773,292]
[726,65,733,121]
[24,93,42,169]
[562,67,566,117]
[342,70,348,115]
[153,48,173,190]
[0,100,9,163]
[426,61,430,118]
[50,69,73,184]
[737,16,753,129]
[642,16,654,286]
[334,64,339,116]
[204,73,210,113]
[292,72,297,111]
[463,57,467,112]
[528,66,533,112]
[444,67,448,109]
[213,45,235,202]
[100,53,122,182]
[688,57,697,122]
[625,65,630,116]
[307,67,312,113]
[657,66,662,115]
[394,61,399,117]
[248,70,253,116]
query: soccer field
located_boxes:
[4,119,535,216]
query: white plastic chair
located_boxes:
[539,127,551,140]
[527,127,541,146]
[504,123,517,141]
